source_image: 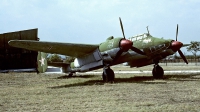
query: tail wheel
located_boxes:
[68,73,73,77]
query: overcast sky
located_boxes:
[0,0,199,54]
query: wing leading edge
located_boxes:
[9,40,99,57]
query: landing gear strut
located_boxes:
[102,66,115,82]
[152,60,164,79]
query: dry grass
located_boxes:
[0,65,200,112]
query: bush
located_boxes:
[47,54,63,63]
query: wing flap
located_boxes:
[9,40,99,57]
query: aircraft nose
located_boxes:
[120,39,133,51]
[171,41,183,51]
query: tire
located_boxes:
[102,68,115,82]
[152,65,164,79]
[102,72,107,82]
[107,68,115,82]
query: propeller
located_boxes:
[176,24,178,41]
[113,17,145,62]
[171,24,188,64]
[119,17,126,39]
[178,50,188,64]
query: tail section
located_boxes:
[36,52,47,73]
[48,62,71,73]
[37,53,73,73]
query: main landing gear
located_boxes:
[102,66,115,82]
[152,60,164,79]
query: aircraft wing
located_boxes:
[9,40,99,57]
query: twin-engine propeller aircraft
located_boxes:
[8,17,188,82]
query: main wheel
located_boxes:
[102,72,107,82]
[152,65,164,79]
[102,67,115,82]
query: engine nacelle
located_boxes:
[71,49,103,72]
[101,48,121,63]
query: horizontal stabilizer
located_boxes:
[48,62,70,67]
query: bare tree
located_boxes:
[187,41,200,65]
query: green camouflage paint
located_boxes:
[99,37,122,52]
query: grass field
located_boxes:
[0,65,200,111]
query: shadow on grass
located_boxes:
[49,79,104,89]
[164,74,200,81]
[50,76,159,89]
[49,73,200,89]
[56,75,97,79]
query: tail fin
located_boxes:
[36,52,47,73]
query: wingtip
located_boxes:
[8,40,21,47]
[8,40,14,45]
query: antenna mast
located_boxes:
[146,26,150,35]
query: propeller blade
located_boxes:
[131,47,145,55]
[113,49,124,62]
[176,24,178,41]
[113,47,145,63]
[119,17,126,39]
[178,50,188,64]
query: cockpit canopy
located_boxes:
[128,33,152,42]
